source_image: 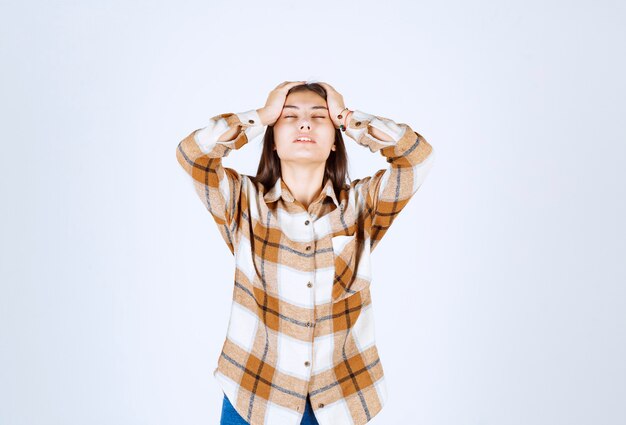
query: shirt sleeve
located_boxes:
[175,109,265,254]
[344,109,436,252]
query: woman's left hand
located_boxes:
[318,82,347,128]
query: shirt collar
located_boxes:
[263,176,340,208]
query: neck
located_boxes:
[280,162,326,209]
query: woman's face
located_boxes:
[272,90,336,166]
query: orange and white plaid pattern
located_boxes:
[176,108,435,425]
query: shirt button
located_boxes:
[304,361,310,367]
[318,403,325,408]
[307,282,313,288]
[304,220,310,225]
[248,119,255,124]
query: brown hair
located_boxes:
[250,83,350,200]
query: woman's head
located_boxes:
[253,82,350,197]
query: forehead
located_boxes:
[283,91,327,110]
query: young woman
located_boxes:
[176,81,435,425]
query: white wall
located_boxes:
[1,0,624,424]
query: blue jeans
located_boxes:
[220,392,319,425]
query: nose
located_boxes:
[299,120,311,130]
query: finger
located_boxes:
[278,81,306,93]
[319,82,335,91]
[276,81,301,88]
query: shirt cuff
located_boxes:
[346,109,406,144]
[194,109,265,153]
[234,109,266,142]
[235,109,264,127]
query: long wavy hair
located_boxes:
[250,83,350,200]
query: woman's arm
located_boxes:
[175,109,265,254]
[344,110,436,252]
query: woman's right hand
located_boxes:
[256,81,306,126]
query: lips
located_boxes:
[293,136,316,143]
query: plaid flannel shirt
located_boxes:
[175,108,435,425]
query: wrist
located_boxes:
[256,108,268,126]
[344,110,353,125]
[334,107,349,128]
[337,109,353,131]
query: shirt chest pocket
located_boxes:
[330,234,356,257]
[328,199,358,258]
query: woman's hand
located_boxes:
[256,81,306,126]
[318,82,348,129]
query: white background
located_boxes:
[1,1,625,424]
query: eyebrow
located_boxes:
[283,105,328,110]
